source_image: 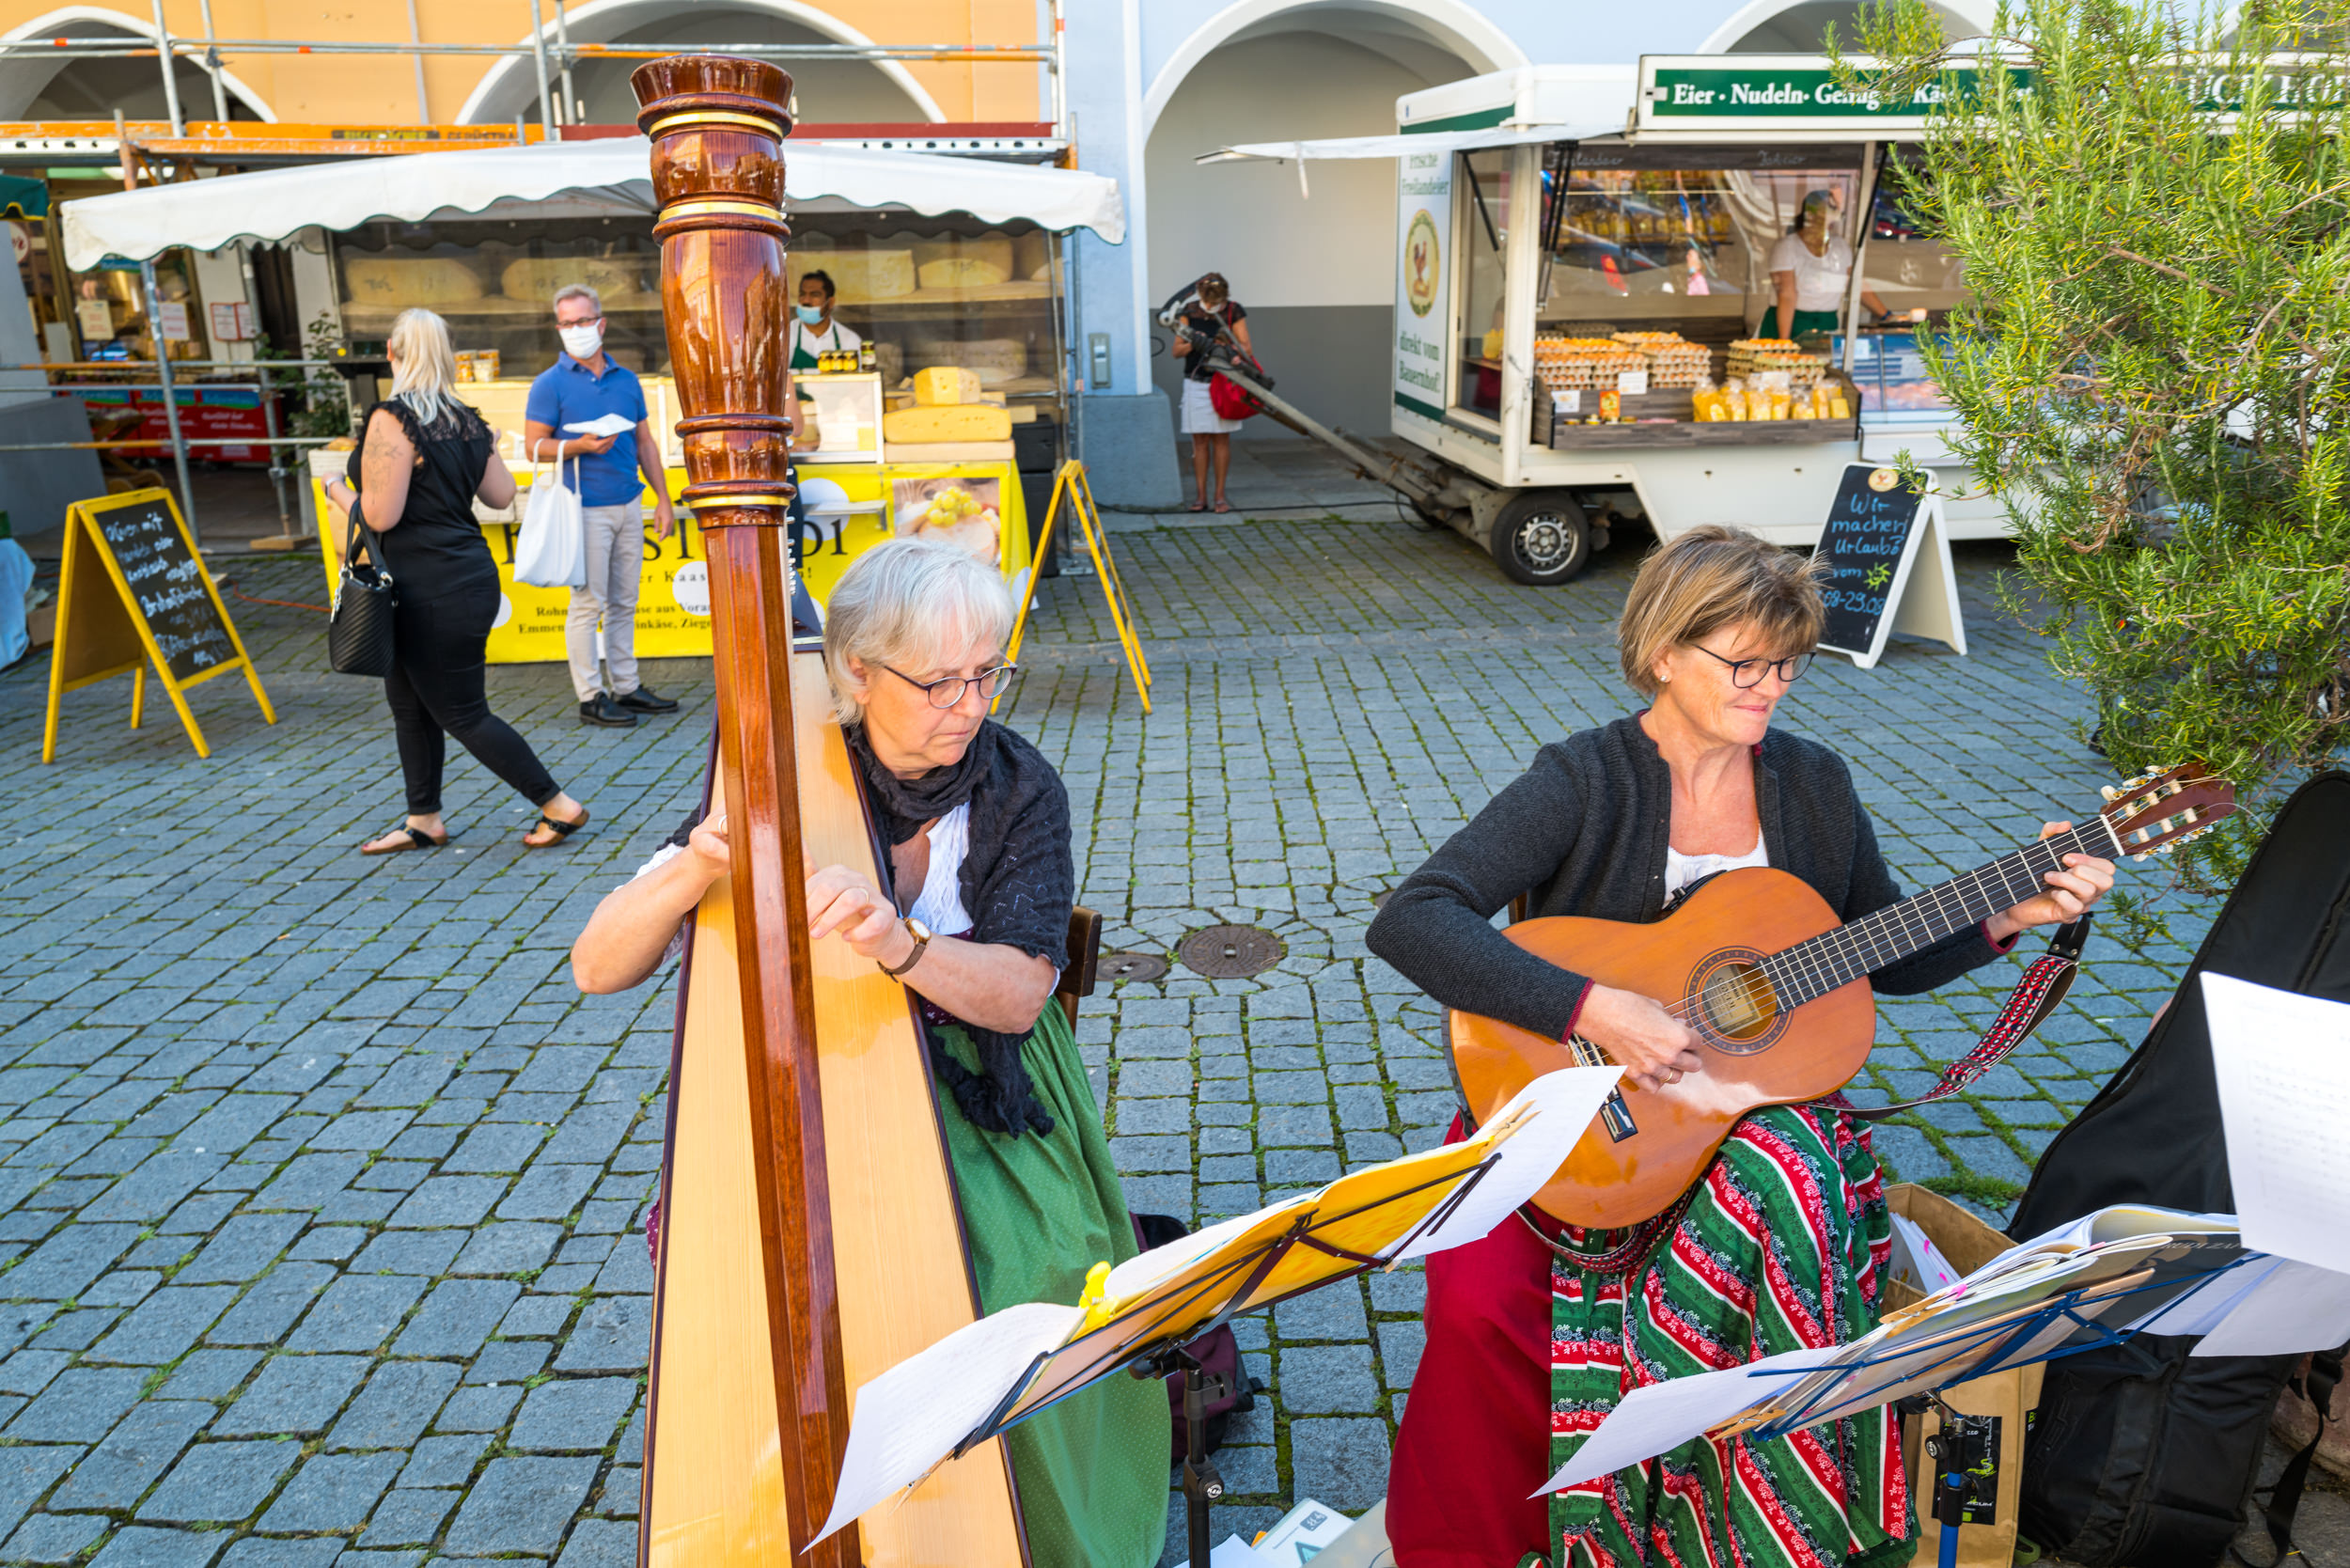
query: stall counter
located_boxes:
[307,451,1030,666]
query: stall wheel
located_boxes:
[1490,491,1591,586]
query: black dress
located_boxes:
[352,397,560,816]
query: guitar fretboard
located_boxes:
[1755,819,2118,1009]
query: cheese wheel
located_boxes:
[342,256,484,306]
[1013,231,1050,282]
[885,404,1013,444]
[913,366,983,405]
[498,257,648,304]
[916,256,1012,290]
[799,247,916,304]
[906,337,1026,386]
[912,234,1015,274]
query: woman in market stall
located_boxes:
[1366,526,2113,1568]
[570,539,1170,1568]
[791,269,863,369]
[326,308,592,855]
[1763,189,1892,341]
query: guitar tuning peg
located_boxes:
[2100,785,2123,802]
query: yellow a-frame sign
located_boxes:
[999,461,1153,714]
[42,488,276,761]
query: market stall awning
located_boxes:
[1197,122,1621,165]
[59,138,1124,271]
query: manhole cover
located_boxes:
[1098,950,1169,984]
[1178,924,1286,979]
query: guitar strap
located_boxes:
[1838,914,2093,1123]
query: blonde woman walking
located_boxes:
[321,307,591,855]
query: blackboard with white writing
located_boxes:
[87,494,234,683]
[1815,464,1927,661]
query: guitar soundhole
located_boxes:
[1693,949,1785,1055]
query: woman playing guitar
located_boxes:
[1367,527,2114,1568]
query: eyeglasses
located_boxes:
[1695,646,1812,687]
[884,663,1018,708]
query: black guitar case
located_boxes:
[2008,771,2350,1568]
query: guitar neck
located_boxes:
[1763,819,2118,1007]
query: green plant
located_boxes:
[1831,0,2350,887]
[260,310,352,443]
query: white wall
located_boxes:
[1144,32,1470,311]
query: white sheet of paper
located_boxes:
[2201,973,2350,1276]
[1534,1343,1841,1495]
[1177,1535,1277,1568]
[1387,1066,1624,1262]
[815,1300,1082,1544]
[2126,1255,2277,1339]
[2193,1257,2350,1357]
[562,412,636,437]
[1888,1212,1961,1294]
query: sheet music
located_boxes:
[2193,1257,2350,1357]
[1888,1212,1961,1294]
[1535,1344,1842,1495]
[1387,1065,1624,1262]
[815,1300,1082,1544]
[2201,974,2350,1276]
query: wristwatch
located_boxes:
[880,916,932,977]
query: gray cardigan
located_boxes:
[1366,714,2010,1042]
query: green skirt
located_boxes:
[934,1005,1171,1568]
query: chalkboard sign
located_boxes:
[43,489,275,761]
[86,494,236,682]
[1814,463,1966,670]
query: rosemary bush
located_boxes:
[1833,0,2350,887]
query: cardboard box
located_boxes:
[1886,1184,2044,1568]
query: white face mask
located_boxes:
[558,321,603,359]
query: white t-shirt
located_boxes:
[1767,231,1856,314]
[1665,834,1770,900]
[791,317,863,360]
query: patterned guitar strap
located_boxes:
[1833,912,2094,1124]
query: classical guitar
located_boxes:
[1449,764,2237,1230]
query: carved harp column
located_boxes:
[630,57,855,1567]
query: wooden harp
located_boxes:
[629,56,1027,1567]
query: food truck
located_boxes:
[1213,59,1998,583]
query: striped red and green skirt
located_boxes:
[1386,1105,1915,1568]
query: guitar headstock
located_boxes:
[2097,763,2237,859]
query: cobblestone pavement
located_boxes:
[0,512,2213,1565]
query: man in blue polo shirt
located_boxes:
[524,283,678,728]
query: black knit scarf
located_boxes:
[844,719,1074,1138]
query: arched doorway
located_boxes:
[1144,0,1521,443]
[0,9,270,121]
[456,0,941,127]
[1700,0,1989,53]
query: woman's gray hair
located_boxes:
[822,539,1015,726]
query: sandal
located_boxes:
[360,823,446,856]
[524,808,589,848]
[1213,500,1233,513]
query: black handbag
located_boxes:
[328,512,397,677]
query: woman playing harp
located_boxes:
[574,540,1169,1566]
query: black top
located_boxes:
[1181,300,1247,381]
[1366,713,2010,1042]
[351,396,497,588]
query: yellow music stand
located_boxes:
[999,460,1152,714]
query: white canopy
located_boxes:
[60,137,1125,271]
[1196,122,1621,165]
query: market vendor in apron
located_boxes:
[791,269,862,368]
[1762,189,1891,341]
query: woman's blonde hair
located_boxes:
[385,307,462,427]
[1617,525,1826,698]
[822,539,1015,726]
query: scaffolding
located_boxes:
[0,1,1072,557]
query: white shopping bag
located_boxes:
[514,449,586,588]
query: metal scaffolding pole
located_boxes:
[527,0,556,133]
[139,259,201,548]
[0,37,1058,63]
[552,0,575,124]
[149,0,185,136]
[196,0,230,121]
[404,0,431,120]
